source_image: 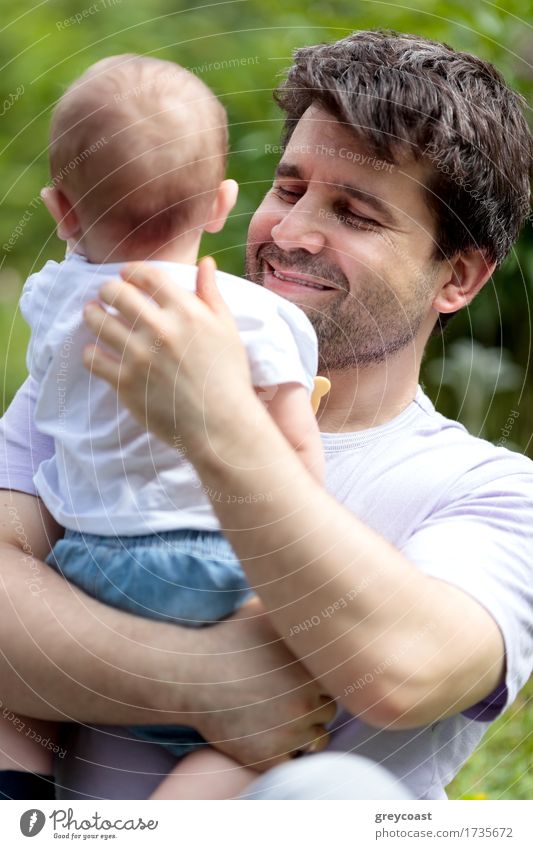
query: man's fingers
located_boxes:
[83,344,121,387]
[83,301,133,353]
[261,724,331,771]
[286,724,331,759]
[312,697,337,727]
[120,262,182,309]
[120,259,234,328]
[310,724,332,753]
[195,256,231,319]
[97,279,160,328]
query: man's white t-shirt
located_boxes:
[322,389,532,798]
[0,380,531,798]
[18,253,318,535]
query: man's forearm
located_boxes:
[0,491,335,768]
[187,398,505,728]
[0,547,335,768]
[0,540,203,724]
[0,491,202,723]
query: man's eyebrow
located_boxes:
[275,162,302,180]
[274,161,398,226]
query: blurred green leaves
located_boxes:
[0,0,531,452]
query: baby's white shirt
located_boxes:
[20,253,318,535]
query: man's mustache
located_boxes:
[256,244,349,292]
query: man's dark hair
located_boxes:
[275,30,532,274]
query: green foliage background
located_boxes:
[0,0,531,799]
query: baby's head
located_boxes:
[44,55,237,262]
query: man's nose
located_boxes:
[271,205,326,254]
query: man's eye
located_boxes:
[339,209,378,230]
[273,186,302,201]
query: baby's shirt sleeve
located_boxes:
[244,312,317,394]
[224,284,318,395]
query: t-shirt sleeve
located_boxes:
[0,377,54,494]
[212,272,318,395]
[400,471,533,720]
[19,262,60,384]
[243,311,317,395]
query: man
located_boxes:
[1,31,532,800]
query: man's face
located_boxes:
[246,105,443,370]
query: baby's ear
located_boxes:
[204,179,239,234]
[41,186,81,241]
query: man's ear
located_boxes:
[40,186,82,241]
[432,250,496,315]
[203,179,239,234]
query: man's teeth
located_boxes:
[272,269,329,290]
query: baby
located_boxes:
[0,55,326,802]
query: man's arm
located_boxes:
[0,489,188,723]
[180,449,506,730]
[0,492,334,769]
[83,260,507,730]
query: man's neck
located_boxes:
[316,344,424,433]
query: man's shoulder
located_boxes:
[324,389,533,531]
[410,390,532,487]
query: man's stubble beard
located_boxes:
[245,245,435,371]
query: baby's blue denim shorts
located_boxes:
[46,528,253,758]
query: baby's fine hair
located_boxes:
[49,54,228,247]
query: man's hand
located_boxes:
[83,257,258,458]
[173,598,335,771]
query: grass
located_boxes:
[446,678,533,799]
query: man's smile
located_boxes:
[261,258,342,297]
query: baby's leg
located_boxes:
[0,714,57,799]
[150,748,256,800]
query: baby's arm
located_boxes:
[256,383,324,484]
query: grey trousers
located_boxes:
[241,753,413,800]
